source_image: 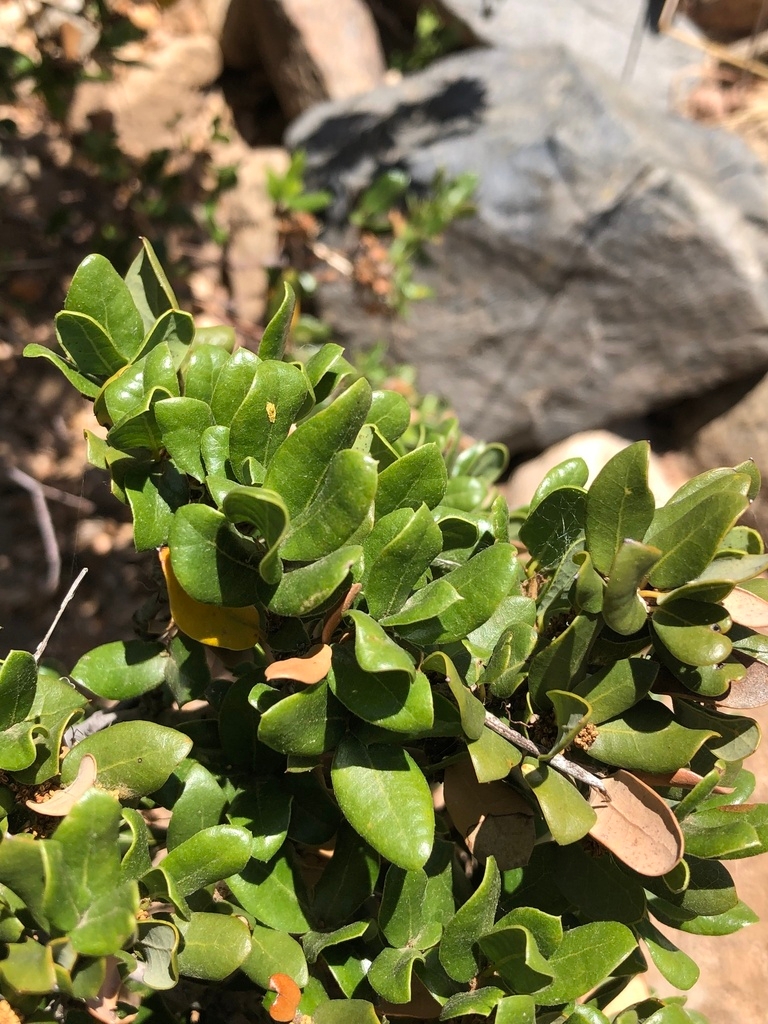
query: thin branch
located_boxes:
[484,710,609,795]
[34,567,88,663]
[5,464,61,596]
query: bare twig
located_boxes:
[484,710,608,795]
[309,240,354,276]
[5,464,61,596]
[34,567,88,663]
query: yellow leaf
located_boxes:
[159,547,262,651]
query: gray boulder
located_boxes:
[288,46,768,453]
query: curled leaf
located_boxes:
[265,645,332,685]
[723,587,768,634]
[27,754,97,817]
[589,769,684,876]
[322,582,362,644]
[159,547,262,651]
[631,767,733,796]
[268,973,301,1022]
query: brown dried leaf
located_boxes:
[27,754,97,817]
[444,758,534,871]
[589,769,684,877]
[719,659,768,708]
[268,973,301,1022]
[264,645,332,685]
[631,767,733,795]
[322,582,362,644]
[723,587,768,634]
[86,957,139,1024]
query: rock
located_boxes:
[288,46,768,455]
[220,0,386,119]
[371,0,701,112]
[503,431,690,510]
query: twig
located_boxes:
[309,240,354,276]
[5,464,61,596]
[37,480,96,514]
[484,710,608,795]
[34,567,88,663]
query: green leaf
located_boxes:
[12,669,86,785]
[228,851,312,932]
[585,442,656,575]
[70,639,167,700]
[589,702,716,773]
[169,504,263,605]
[482,621,538,700]
[331,734,434,870]
[65,253,144,360]
[312,822,379,928]
[375,443,448,517]
[155,398,214,481]
[259,281,296,360]
[181,343,229,403]
[201,424,230,477]
[533,922,637,1003]
[280,450,378,561]
[422,651,484,741]
[682,804,768,860]
[529,457,589,512]
[161,825,251,896]
[673,701,759,762]
[676,899,759,935]
[519,486,587,570]
[528,613,602,710]
[121,807,153,881]
[0,650,37,731]
[368,390,411,442]
[478,924,554,993]
[107,385,170,455]
[61,721,192,798]
[269,546,361,617]
[229,360,309,473]
[166,763,227,850]
[303,921,372,964]
[265,378,372,517]
[383,543,517,645]
[227,782,291,862]
[176,912,251,980]
[635,918,699,990]
[137,309,195,363]
[125,462,189,550]
[555,844,646,924]
[223,485,289,586]
[644,475,751,589]
[658,553,768,605]
[211,348,261,423]
[137,919,180,991]
[241,923,309,988]
[379,866,440,950]
[439,987,507,1019]
[55,310,126,377]
[305,343,353,402]
[361,506,443,619]
[257,680,346,756]
[545,690,592,759]
[521,760,597,844]
[574,658,658,725]
[439,856,500,983]
[368,947,423,1003]
[466,727,522,782]
[603,541,661,636]
[164,632,211,706]
[652,601,732,667]
[312,1002,381,1024]
[23,343,101,397]
[495,995,537,1024]
[574,551,605,614]
[125,237,178,332]
[0,939,56,995]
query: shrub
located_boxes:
[4,240,768,1023]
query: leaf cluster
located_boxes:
[4,242,768,1022]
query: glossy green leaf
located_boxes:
[155,397,213,481]
[0,650,37,731]
[303,921,372,964]
[383,543,517,645]
[23,343,101,397]
[70,639,167,700]
[361,505,443,619]
[495,995,537,1024]
[645,476,751,589]
[589,703,716,773]
[522,760,597,844]
[241,923,308,988]
[439,987,506,1019]
[422,651,484,741]
[682,804,768,860]
[201,424,230,477]
[464,594,533,661]
[227,782,291,862]
[223,485,288,585]
[229,360,309,473]
[269,546,361,617]
[61,721,192,798]
[312,1001,381,1024]
[466,727,522,782]
[312,822,379,928]
[379,866,440,950]
[180,343,228,403]
[161,825,251,896]
[574,658,658,725]
[66,252,144,356]
[332,734,434,870]
[259,281,295,360]
[375,443,447,517]
[0,939,56,995]
[379,578,463,630]
[164,632,210,706]
[602,540,661,636]
[257,680,346,756]
[369,946,424,1003]
[528,612,602,710]
[479,924,554,993]
[368,389,411,442]
[652,601,732,667]
[11,669,86,785]
[676,899,759,935]
[265,378,372,517]
[533,922,637,1003]
[107,385,170,455]
[228,851,312,932]
[166,763,227,850]
[125,461,189,550]
[125,237,178,331]
[55,310,126,377]
[439,856,500,983]
[169,503,262,605]
[546,689,592,759]
[658,553,768,605]
[176,912,250,980]
[635,918,699,990]
[137,919,180,991]
[574,551,605,613]
[280,450,377,561]
[520,486,587,570]
[483,621,538,700]
[555,844,646,924]
[529,457,589,512]
[211,348,261,423]
[585,442,655,575]
[673,701,759,762]
[120,807,153,881]
[137,309,195,363]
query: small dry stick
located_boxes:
[34,567,88,663]
[484,710,608,795]
[5,464,61,596]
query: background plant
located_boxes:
[2,242,768,1022]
